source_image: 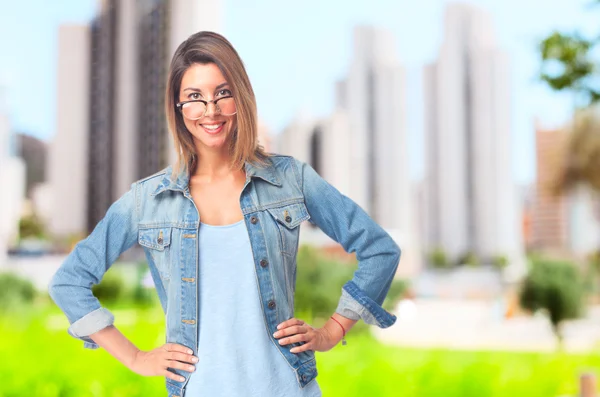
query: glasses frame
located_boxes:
[175,96,237,120]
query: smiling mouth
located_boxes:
[200,122,225,134]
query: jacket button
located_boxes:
[268,300,276,309]
[301,374,307,381]
[285,215,292,223]
[157,237,163,244]
[260,259,268,268]
[250,216,258,224]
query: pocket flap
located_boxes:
[138,227,172,250]
[266,202,310,229]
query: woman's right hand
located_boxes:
[130,343,198,382]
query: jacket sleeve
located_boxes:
[48,182,140,349]
[292,158,401,328]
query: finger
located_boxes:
[167,359,197,374]
[290,343,312,353]
[163,369,186,382]
[275,324,308,338]
[168,351,199,364]
[277,318,304,330]
[166,343,194,355]
[277,332,309,346]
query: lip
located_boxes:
[200,122,225,135]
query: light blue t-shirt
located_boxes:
[184,219,322,397]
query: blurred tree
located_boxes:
[519,259,584,349]
[491,254,509,270]
[18,214,47,240]
[538,2,600,256]
[455,251,480,268]
[428,247,450,269]
[0,272,36,312]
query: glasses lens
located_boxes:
[181,102,206,120]
[215,97,236,116]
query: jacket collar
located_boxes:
[150,157,281,196]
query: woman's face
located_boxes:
[178,62,237,153]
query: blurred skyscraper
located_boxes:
[531,122,600,256]
[0,88,26,265]
[50,0,221,237]
[423,4,524,274]
[279,26,412,230]
[277,26,421,277]
[530,124,569,252]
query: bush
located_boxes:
[294,245,406,336]
[492,254,509,270]
[519,259,585,348]
[0,272,37,312]
[92,270,125,305]
[428,247,450,269]
[456,251,480,267]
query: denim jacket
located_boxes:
[48,154,401,396]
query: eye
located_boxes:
[188,92,201,100]
[217,88,232,97]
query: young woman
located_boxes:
[49,31,401,397]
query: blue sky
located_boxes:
[0,0,597,183]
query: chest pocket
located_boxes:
[138,226,173,281]
[266,202,310,256]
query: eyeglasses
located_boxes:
[176,96,237,120]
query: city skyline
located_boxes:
[0,0,597,185]
[423,3,524,267]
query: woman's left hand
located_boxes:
[273,318,338,353]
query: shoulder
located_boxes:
[134,167,169,184]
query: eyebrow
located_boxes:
[183,82,230,94]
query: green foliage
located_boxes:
[456,251,480,267]
[294,245,356,319]
[492,255,509,270]
[539,31,598,106]
[428,247,450,269]
[92,269,126,305]
[18,214,47,240]
[0,272,36,312]
[131,262,156,308]
[519,259,585,346]
[294,245,406,329]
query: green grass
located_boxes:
[1,300,598,397]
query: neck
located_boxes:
[192,145,242,181]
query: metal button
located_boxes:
[260,259,268,268]
[267,300,276,309]
[285,215,292,223]
[301,374,307,381]
[157,237,163,244]
[250,216,258,224]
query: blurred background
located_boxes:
[1,0,600,396]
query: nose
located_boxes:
[204,101,218,118]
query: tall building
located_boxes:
[530,124,569,252]
[423,3,524,271]
[50,0,221,237]
[277,26,421,276]
[48,24,90,238]
[338,26,411,232]
[0,88,26,265]
[531,122,600,256]
[279,26,412,232]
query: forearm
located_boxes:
[88,325,141,370]
[323,313,358,344]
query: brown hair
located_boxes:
[165,31,270,181]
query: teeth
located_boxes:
[203,123,223,131]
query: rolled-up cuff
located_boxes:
[67,307,114,347]
[335,289,362,320]
[336,280,397,328]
